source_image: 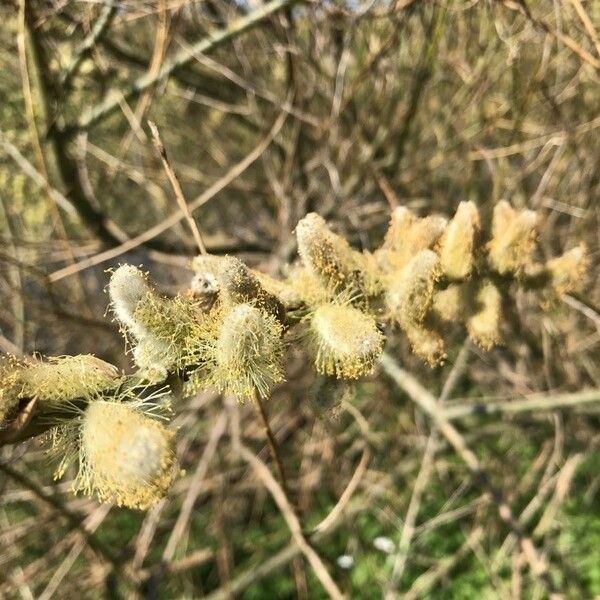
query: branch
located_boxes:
[58,0,302,138]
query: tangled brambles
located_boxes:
[2,203,589,510]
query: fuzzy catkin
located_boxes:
[310,303,384,379]
[439,201,480,280]
[198,303,285,400]
[77,401,175,510]
[296,212,367,299]
[467,280,503,349]
[386,249,440,327]
[488,201,538,275]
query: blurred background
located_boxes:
[0,0,599,597]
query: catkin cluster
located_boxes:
[0,202,589,509]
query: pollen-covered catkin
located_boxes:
[200,304,284,400]
[377,207,447,272]
[217,257,286,323]
[310,303,384,379]
[488,201,538,275]
[386,249,440,327]
[404,323,446,367]
[0,357,23,424]
[296,213,367,299]
[439,201,480,280]
[467,280,503,350]
[77,401,175,510]
[432,284,469,322]
[546,243,589,296]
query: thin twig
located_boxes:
[148,120,208,255]
[239,444,345,600]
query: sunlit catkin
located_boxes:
[467,280,503,350]
[432,284,469,323]
[296,212,366,298]
[217,257,286,323]
[109,265,153,338]
[439,201,480,280]
[310,303,384,379]
[18,355,119,404]
[0,357,23,424]
[488,201,538,275]
[546,243,589,296]
[78,401,175,510]
[203,304,284,399]
[378,207,447,271]
[386,249,440,326]
[404,323,446,367]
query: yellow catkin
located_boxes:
[253,270,303,309]
[377,207,447,272]
[77,401,176,510]
[404,323,446,367]
[432,284,469,322]
[18,355,120,403]
[200,304,285,400]
[0,357,23,424]
[296,213,367,299]
[467,280,503,350]
[546,243,589,296]
[439,201,480,280]
[386,249,440,326]
[310,303,384,379]
[488,200,538,275]
[217,257,286,324]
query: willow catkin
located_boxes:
[296,212,367,299]
[404,323,446,367]
[377,207,447,272]
[198,303,284,400]
[546,243,589,296]
[310,303,384,379]
[110,265,206,375]
[77,401,175,510]
[467,280,503,350]
[0,356,23,424]
[217,257,286,324]
[109,265,152,338]
[432,283,469,322]
[439,201,480,280]
[488,200,538,275]
[386,249,440,327]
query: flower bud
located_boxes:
[439,201,480,280]
[467,280,502,350]
[77,401,176,509]
[386,250,440,326]
[310,303,384,379]
[488,201,538,275]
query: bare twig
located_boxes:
[148,120,208,255]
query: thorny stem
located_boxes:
[253,390,292,503]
